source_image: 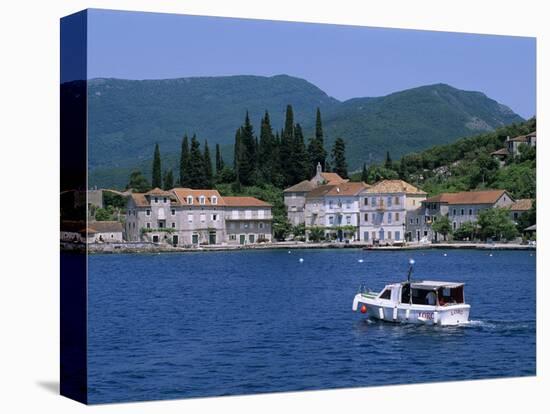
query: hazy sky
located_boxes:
[86,9,536,118]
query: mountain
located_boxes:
[84,75,523,188]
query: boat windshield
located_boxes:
[405,285,464,305]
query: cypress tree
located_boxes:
[152,143,162,188]
[331,137,348,179]
[361,163,368,182]
[385,151,393,169]
[259,110,275,183]
[179,135,190,187]
[280,105,295,186]
[233,128,241,171]
[308,107,327,174]
[293,123,309,183]
[237,111,256,186]
[203,139,213,188]
[215,143,224,174]
[188,135,206,188]
[163,170,174,190]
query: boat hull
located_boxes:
[353,294,470,326]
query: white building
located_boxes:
[359,180,427,244]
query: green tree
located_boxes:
[361,163,368,182]
[236,112,257,186]
[292,123,310,183]
[385,151,393,169]
[280,105,295,186]
[215,143,224,175]
[188,135,206,188]
[94,207,112,221]
[331,137,348,179]
[308,108,327,175]
[477,207,519,241]
[163,170,174,190]
[203,139,213,188]
[516,200,536,231]
[431,215,452,241]
[258,110,276,183]
[179,135,190,186]
[308,226,325,242]
[152,143,162,188]
[126,170,151,193]
[453,221,479,241]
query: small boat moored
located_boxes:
[352,259,470,326]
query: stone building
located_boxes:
[125,188,272,246]
[61,220,123,243]
[509,198,533,222]
[359,180,427,244]
[406,189,514,242]
[283,162,347,226]
[304,181,368,241]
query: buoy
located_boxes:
[358,259,364,263]
[443,253,447,257]
[489,253,493,257]
[299,258,304,263]
[288,250,291,254]
[360,305,367,314]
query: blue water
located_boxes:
[88,249,536,404]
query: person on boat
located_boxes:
[426,290,437,306]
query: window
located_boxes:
[469,208,473,215]
[329,200,333,209]
[416,217,419,224]
[453,208,457,216]
[146,222,151,229]
[154,197,158,203]
[394,196,399,205]
[171,209,176,216]
[199,195,205,205]
[159,221,164,228]
[346,200,351,209]
[364,198,369,206]
[187,196,193,205]
[410,218,413,224]
[187,214,193,223]
[163,197,167,203]
[395,231,400,241]
[212,214,218,221]
[453,221,457,230]
[329,216,334,225]
[364,213,369,222]
[412,200,416,206]
[513,212,519,220]
[171,222,175,228]
[388,231,392,239]
[460,209,465,216]
[346,216,351,224]
[379,289,392,300]
[387,196,392,206]
[372,231,376,240]
[200,214,206,223]
[388,214,392,224]
[245,210,252,219]
[258,210,265,219]
[212,196,218,205]
[395,212,400,221]
[364,232,369,241]
[372,197,377,206]
[230,234,236,240]
[259,222,264,229]
[146,209,151,216]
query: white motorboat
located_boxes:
[352,260,470,326]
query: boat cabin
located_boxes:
[378,280,465,306]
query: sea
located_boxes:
[87,248,536,403]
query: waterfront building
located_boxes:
[61,220,123,243]
[304,181,368,241]
[125,187,272,246]
[509,198,533,222]
[359,180,427,244]
[407,189,514,242]
[283,162,347,226]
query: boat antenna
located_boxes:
[407,258,415,283]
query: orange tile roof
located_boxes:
[320,172,347,184]
[88,221,124,233]
[510,199,533,211]
[145,187,173,196]
[284,180,316,193]
[130,193,149,207]
[508,134,529,143]
[491,148,510,156]
[325,181,369,196]
[425,190,511,205]
[171,188,225,206]
[364,180,426,195]
[223,196,272,207]
[306,184,337,199]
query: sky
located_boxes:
[86,9,536,118]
